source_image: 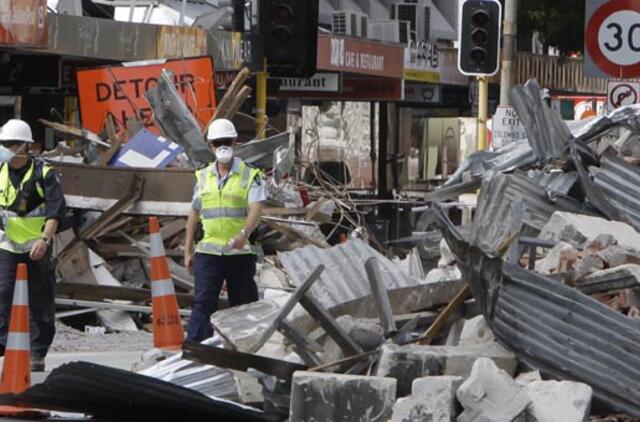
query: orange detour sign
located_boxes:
[0,264,48,417]
[148,217,184,350]
[76,56,216,136]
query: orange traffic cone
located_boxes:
[149,217,184,350]
[0,263,31,395]
[0,263,48,418]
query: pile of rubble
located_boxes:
[4,77,640,421]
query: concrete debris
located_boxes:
[524,381,592,422]
[538,212,640,250]
[290,372,397,422]
[584,234,618,254]
[425,266,462,284]
[335,315,384,352]
[573,255,605,282]
[597,245,640,268]
[375,342,517,396]
[515,371,542,386]
[457,358,531,422]
[210,300,282,353]
[459,316,495,347]
[438,238,456,268]
[535,241,578,275]
[391,376,463,422]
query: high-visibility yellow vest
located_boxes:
[195,160,260,256]
[0,158,52,253]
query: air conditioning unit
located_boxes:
[369,20,410,44]
[332,11,368,37]
[390,2,432,41]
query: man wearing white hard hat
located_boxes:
[0,119,65,371]
[184,119,266,342]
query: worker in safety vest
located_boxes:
[0,119,65,371]
[184,119,266,342]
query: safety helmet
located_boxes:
[206,118,238,141]
[0,119,34,143]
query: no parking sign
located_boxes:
[585,0,640,77]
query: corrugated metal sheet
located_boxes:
[0,362,276,421]
[592,154,640,231]
[572,104,640,143]
[435,207,640,417]
[277,239,422,310]
[511,79,572,161]
[469,173,584,252]
[495,264,640,418]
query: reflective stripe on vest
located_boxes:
[195,160,260,256]
[0,159,52,253]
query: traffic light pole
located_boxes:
[477,76,488,150]
[499,0,517,106]
[256,60,268,139]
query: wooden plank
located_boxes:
[299,293,363,357]
[100,114,123,166]
[56,282,196,308]
[182,341,306,381]
[250,265,325,353]
[364,257,398,337]
[416,284,471,345]
[80,175,145,240]
[264,220,328,249]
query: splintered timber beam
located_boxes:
[250,265,325,353]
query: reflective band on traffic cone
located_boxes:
[0,263,30,395]
[149,217,184,350]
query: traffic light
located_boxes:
[458,0,502,76]
[258,0,319,77]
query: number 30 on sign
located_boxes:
[586,0,640,77]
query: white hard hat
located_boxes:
[206,119,238,141]
[0,119,34,143]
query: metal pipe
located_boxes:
[128,0,136,22]
[500,0,518,106]
[179,0,187,26]
[477,76,488,150]
[256,61,268,139]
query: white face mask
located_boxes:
[215,146,234,164]
[0,146,16,163]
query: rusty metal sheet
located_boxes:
[157,26,207,59]
[45,14,157,61]
[0,0,47,48]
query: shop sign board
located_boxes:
[317,34,404,78]
[77,56,216,134]
[210,30,252,70]
[585,0,640,77]
[340,77,403,100]
[157,26,207,59]
[606,80,640,111]
[0,0,47,48]
[279,73,340,92]
[404,83,441,103]
[492,106,527,149]
[403,41,441,83]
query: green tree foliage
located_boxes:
[518,0,585,55]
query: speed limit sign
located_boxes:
[586,0,640,77]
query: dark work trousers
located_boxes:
[0,249,56,357]
[186,252,259,342]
